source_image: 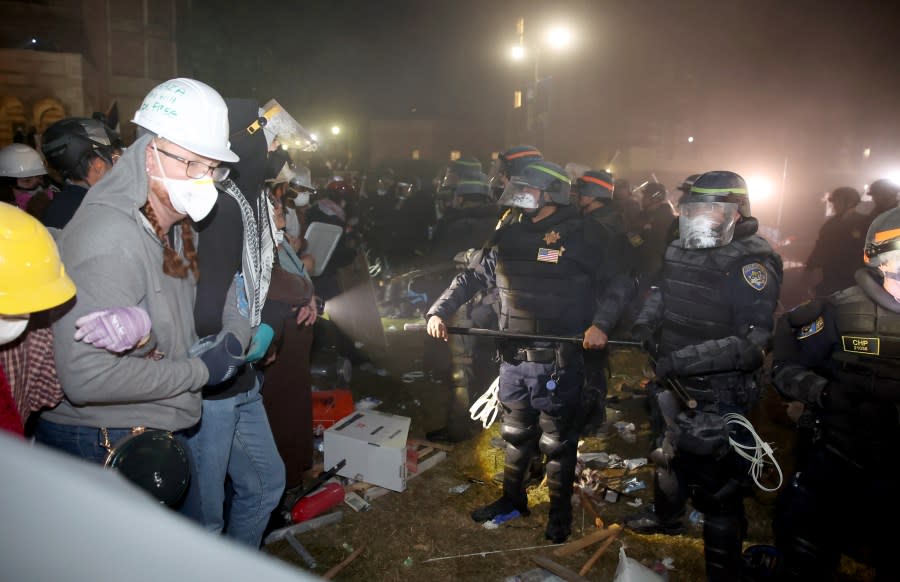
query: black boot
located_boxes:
[472,427,537,522]
[703,514,744,582]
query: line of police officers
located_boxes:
[421,143,900,580]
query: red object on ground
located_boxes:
[311,389,354,432]
[291,483,346,523]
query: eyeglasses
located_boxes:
[155,146,230,182]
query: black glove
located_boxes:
[630,324,655,351]
[818,382,856,411]
[198,332,244,385]
[654,355,674,380]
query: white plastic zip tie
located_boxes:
[723,412,783,492]
[469,376,500,429]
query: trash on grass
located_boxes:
[483,510,522,529]
[624,457,648,471]
[355,396,382,410]
[448,483,471,495]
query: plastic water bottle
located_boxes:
[291,483,345,523]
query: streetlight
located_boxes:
[506,21,575,148]
[330,125,341,136]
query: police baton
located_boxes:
[402,323,643,348]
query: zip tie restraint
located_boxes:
[723,412,783,492]
[470,376,500,428]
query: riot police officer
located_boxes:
[488,145,543,198]
[575,169,635,434]
[424,168,502,442]
[427,160,630,543]
[772,207,900,580]
[625,171,783,581]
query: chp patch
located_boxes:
[742,262,768,291]
[797,316,825,339]
[841,336,880,356]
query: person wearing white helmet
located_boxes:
[0,143,51,219]
[35,79,246,509]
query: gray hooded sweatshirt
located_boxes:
[44,134,210,431]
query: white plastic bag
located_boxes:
[613,547,664,582]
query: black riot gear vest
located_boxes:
[658,234,776,356]
[819,285,900,462]
[830,285,900,383]
[494,206,594,335]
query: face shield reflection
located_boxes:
[498,179,542,209]
[678,201,739,249]
[259,99,314,151]
[439,168,459,192]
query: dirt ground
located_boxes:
[263,325,876,581]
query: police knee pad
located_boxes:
[538,433,571,460]
[500,422,538,447]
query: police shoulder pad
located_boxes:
[797,316,825,340]
[787,299,826,327]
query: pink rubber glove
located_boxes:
[74,307,152,353]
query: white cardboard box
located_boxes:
[323,410,411,492]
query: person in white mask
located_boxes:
[35,79,246,498]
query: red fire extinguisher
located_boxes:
[291,483,345,523]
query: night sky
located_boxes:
[184,0,900,237]
[185,0,900,124]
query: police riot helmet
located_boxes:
[868,179,900,210]
[677,174,701,194]
[574,169,614,200]
[827,186,861,209]
[489,145,543,194]
[864,206,900,268]
[439,157,482,194]
[452,172,492,206]
[41,117,120,180]
[498,160,571,209]
[678,170,747,249]
[639,182,668,207]
[682,170,751,217]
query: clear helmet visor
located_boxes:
[439,168,459,192]
[487,159,505,191]
[259,99,315,151]
[678,201,739,249]
[498,179,542,209]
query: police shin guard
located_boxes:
[702,514,744,582]
[539,418,577,543]
[470,414,537,523]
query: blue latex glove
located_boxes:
[246,324,274,363]
[196,332,244,385]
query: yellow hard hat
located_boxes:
[0,202,76,314]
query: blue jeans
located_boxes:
[180,380,285,547]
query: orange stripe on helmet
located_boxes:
[580,175,613,190]
[505,149,541,160]
[874,228,900,243]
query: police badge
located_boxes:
[742,263,768,290]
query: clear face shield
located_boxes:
[498,178,543,210]
[877,249,900,302]
[678,201,739,249]
[439,168,459,194]
[487,159,506,194]
[255,99,315,151]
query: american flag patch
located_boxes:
[537,247,560,263]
